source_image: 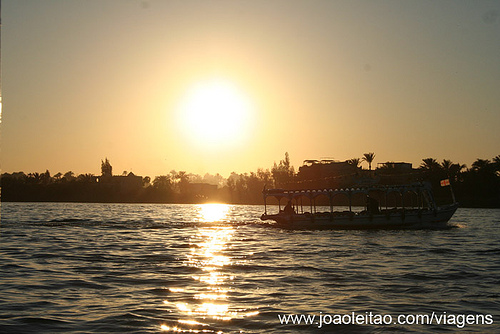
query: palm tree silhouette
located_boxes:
[420,158,440,171]
[346,158,361,168]
[441,159,453,172]
[362,152,376,170]
[440,159,466,182]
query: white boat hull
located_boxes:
[261,203,459,230]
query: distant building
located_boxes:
[114,172,143,192]
[296,159,361,189]
[295,159,422,188]
[98,172,143,192]
[376,162,422,184]
[376,162,413,171]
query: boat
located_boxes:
[260,182,458,229]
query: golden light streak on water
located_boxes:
[175,302,192,314]
[198,204,230,222]
[177,319,207,326]
[196,272,226,285]
[160,324,203,333]
[197,302,229,317]
[245,311,260,317]
[164,204,259,330]
[194,293,227,300]
[163,204,239,329]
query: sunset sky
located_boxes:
[2,0,499,178]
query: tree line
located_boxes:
[1,153,499,207]
[0,155,293,204]
[418,156,500,207]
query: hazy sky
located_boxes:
[2,0,500,177]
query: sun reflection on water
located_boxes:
[198,203,230,222]
[161,204,259,332]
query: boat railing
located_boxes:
[262,182,437,216]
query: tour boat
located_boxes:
[260,182,458,229]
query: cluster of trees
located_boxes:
[1,153,499,207]
[418,156,500,207]
[0,167,221,203]
[345,152,376,170]
[149,153,294,204]
[0,155,294,204]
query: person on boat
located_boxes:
[283,200,295,215]
[366,196,380,214]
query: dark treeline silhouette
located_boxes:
[418,157,500,207]
[1,154,499,207]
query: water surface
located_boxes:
[1,203,499,333]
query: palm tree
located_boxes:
[153,175,172,190]
[28,172,41,184]
[471,159,491,172]
[441,159,453,172]
[362,152,376,170]
[63,171,75,182]
[346,158,361,168]
[451,161,466,178]
[441,159,466,182]
[176,171,190,194]
[492,155,500,173]
[77,173,95,183]
[420,158,440,171]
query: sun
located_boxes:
[176,78,253,149]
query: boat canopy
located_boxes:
[263,182,434,201]
[262,182,438,215]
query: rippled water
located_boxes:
[1,203,499,333]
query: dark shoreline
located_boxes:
[2,200,499,209]
[2,153,499,208]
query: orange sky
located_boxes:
[2,1,500,177]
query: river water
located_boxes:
[1,203,499,333]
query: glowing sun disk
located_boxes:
[177,79,253,149]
